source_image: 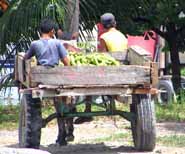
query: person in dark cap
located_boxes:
[99,13,128,52]
[74,13,128,124]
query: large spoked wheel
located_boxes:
[130,94,156,151]
[19,94,42,149]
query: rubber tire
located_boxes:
[157,80,175,105]
[130,94,156,151]
[19,94,42,149]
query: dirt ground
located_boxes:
[0,120,185,154]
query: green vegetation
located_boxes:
[157,135,185,147]
[92,133,130,142]
[155,89,185,122]
[156,101,185,122]
[80,132,132,145]
[181,68,185,76]
[80,131,185,148]
[1,98,185,130]
[1,98,185,147]
[68,52,120,66]
[0,104,19,130]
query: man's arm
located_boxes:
[61,56,70,66]
[99,38,108,52]
[58,41,71,66]
[24,42,35,59]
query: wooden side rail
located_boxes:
[15,51,158,88]
[28,65,151,87]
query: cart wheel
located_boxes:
[19,94,42,149]
[157,79,175,105]
[130,94,156,151]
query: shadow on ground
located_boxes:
[5,143,147,154]
[40,143,147,154]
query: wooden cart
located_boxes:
[15,46,158,151]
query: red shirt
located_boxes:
[97,23,106,50]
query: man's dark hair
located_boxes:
[40,18,57,33]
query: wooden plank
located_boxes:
[128,46,152,65]
[16,54,25,83]
[38,84,131,89]
[31,87,158,98]
[30,65,151,87]
[151,62,159,87]
[108,51,128,62]
[32,87,133,98]
[25,60,32,87]
[133,88,158,95]
[14,56,18,81]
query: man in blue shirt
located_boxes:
[25,18,71,146]
[25,19,69,66]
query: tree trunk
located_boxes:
[165,24,181,94]
[168,39,181,93]
[65,0,79,33]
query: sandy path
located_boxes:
[0,120,185,154]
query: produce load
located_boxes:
[30,52,120,66]
[67,52,120,66]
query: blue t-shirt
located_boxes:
[26,38,68,66]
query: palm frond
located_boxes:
[0,0,98,54]
[0,0,69,53]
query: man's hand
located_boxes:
[61,56,70,66]
[99,38,108,52]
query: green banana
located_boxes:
[69,52,120,66]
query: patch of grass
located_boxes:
[181,68,185,76]
[157,135,185,147]
[156,101,185,122]
[94,133,131,143]
[42,105,55,118]
[0,102,56,130]
[80,132,132,145]
[0,105,19,130]
[1,95,185,130]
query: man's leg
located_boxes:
[54,98,67,145]
[65,96,75,141]
[65,117,74,141]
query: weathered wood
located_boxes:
[31,86,158,98]
[25,60,33,87]
[30,65,151,87]
[16,55,25,83]
[32,87,133,98]
[128,46,152,65]
[108,51,128,62]
[14,56,18,81]
[151,62,159,87]
[133,88,158,95]
[38,84,131,89]
[15,49,159,97]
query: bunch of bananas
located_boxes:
[30,52,120,66]
[67,52,120,66]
